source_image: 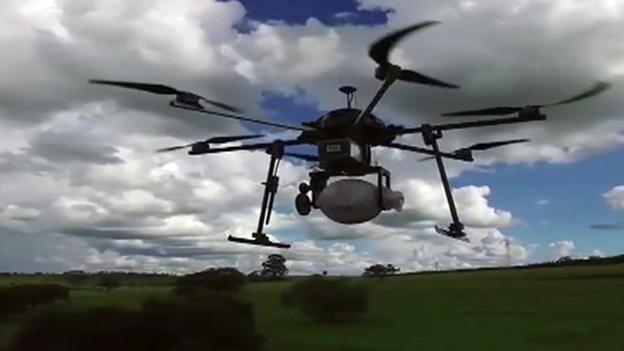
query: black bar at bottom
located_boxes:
[227,235,291,249]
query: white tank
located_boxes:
[317,179,404,224]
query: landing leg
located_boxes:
[422,125,469,242]
[228,141,291,248]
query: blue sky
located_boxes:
[455,149,624,256]
[230,0,390,27]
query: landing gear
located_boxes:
[421,124,469,243]
[227,141,291,248]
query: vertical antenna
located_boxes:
[339,86,357,109]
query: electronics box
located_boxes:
[318,139,363,170]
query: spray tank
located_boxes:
[316,178,404,224]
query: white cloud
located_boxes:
[549,240,575,258]
[604,186,624,210]
[536,199,550,206]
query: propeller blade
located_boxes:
[369,21,459,89]
[442,81,610,117]
[399,69,460,89]
[90,79,242,113]
[206,134,264,144]
[284,153,319,162]
[419,139,528,161]
[369,21,440,66]
[467,138,529,151]
[442,106,522,117]
[548,81,611,106]
[90,80,180,95]
[156,144,194,153]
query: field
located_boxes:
[1,264,624,350]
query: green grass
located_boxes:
[2,265,624,350]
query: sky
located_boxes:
[0,0,623,275]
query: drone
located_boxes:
[91,21,610,249]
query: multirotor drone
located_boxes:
[91,21,610,248]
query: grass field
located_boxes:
[1,264,624,350]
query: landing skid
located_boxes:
[435,225,469,243]
[228,234,291,249]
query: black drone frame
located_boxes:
[90,21,610,249]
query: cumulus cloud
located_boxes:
[549,240,576,258]
[604,186,624,210]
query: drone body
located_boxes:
[91,21,610,249]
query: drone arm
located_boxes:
[395,115,546,135]
[188,139,305,155]
[353,65,402,125]
[383,142,471,161]
[170,101,312,132]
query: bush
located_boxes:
[10,292,262,351]
[97,275,121,291]
[174,267,246,295]
[0,284,69,319]
[0,288,28,318]
[282,277,370,323]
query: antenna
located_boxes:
[339,86,357,108]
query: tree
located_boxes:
[97,275,121,291]
[363,264,400,278]
[261,254,288,278]
[173,267,246,295]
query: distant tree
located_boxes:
[261,254,288,278]
[174,267,246,294]
[363,264,400,278]
[97,275,121,291]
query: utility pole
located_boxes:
[505,238,511,267]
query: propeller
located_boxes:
[284,153,319,162]
[89,80,242,113]
[369,21,460,89]
[156,134,263,153]
[419,139,529,161]
[442,81,610,117]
